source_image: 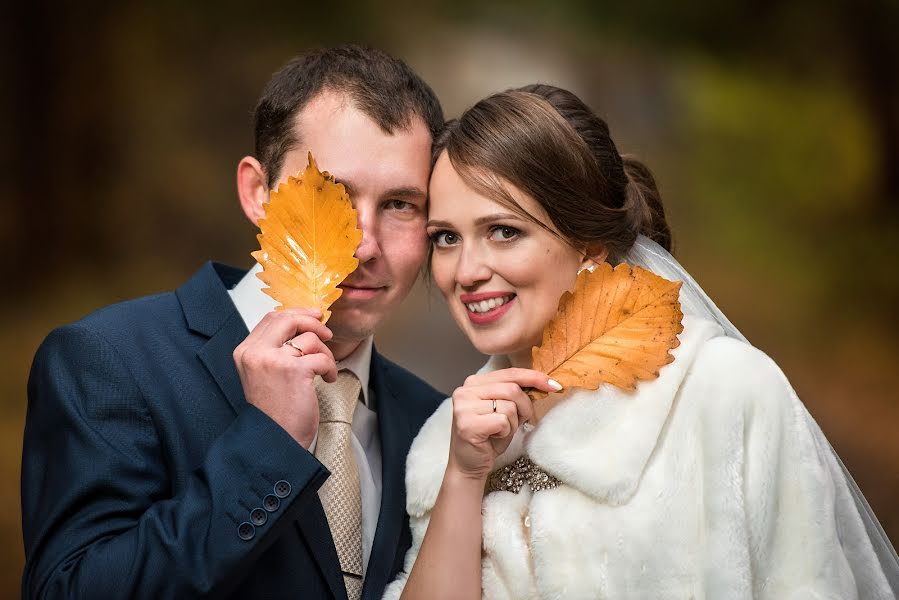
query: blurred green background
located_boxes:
[2,1,897,595]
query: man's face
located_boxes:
[274,91,433,347]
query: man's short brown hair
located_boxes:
[254,44,445,188]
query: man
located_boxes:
[21,45,446,599]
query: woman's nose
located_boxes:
[455,244,492,287]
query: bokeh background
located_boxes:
[2,1,898,595]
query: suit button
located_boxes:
[238,522,255,541]
[274,480,291,498]
[263,494,281,512]
[250,507,267,526]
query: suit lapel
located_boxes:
[295,499,349,600]
[176,262,250,414]
[362,351,414,600]
[197,311,250,414]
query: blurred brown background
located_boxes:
[2,0,898,595]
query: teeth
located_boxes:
[466,295,514,314]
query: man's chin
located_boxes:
[326,308,380,345]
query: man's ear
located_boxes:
[580,243,609,272]
[237,156,269,226]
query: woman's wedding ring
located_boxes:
[492,399,497,413]
[284,340,305,356]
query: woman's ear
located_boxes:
[237,156,269,226]
[579,243,609,272]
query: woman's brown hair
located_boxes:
[433,84,671,261]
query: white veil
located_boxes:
[625,234,899,596]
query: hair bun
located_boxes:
[621,154,672,253]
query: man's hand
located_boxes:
[233,308,338,447]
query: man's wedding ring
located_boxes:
[492,399,497,413]
[284,340,305,356]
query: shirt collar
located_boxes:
[228,263,374,407]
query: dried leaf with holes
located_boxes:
[251,153,363,323]
[528,263,684,422]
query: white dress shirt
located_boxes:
[228,264,382,574]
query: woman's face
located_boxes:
[427,152,593,366]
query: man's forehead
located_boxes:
[282,91,432,197]
[297,88,353,122]
[294,88,422,140]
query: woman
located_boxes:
[384,85,899,599]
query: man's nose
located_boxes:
[354,205,382,263]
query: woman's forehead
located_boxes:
[429,155,549,225]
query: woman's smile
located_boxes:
[460,292,518,324]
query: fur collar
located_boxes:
[405,316,724,516]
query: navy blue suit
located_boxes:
[21,262,445,599]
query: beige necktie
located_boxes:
[314,370,363,600]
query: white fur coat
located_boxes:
[383,316,894,599]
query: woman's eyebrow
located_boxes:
[425,219,453,229]
[473,213,524,226]
[426,213,524,229]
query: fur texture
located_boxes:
[384,316,893,599]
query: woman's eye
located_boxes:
[489,226,520,242]
[430,231,459,247]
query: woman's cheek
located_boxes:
[430,255,454,299]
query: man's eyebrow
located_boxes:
[339,179,426,200]
[382,187,427,200]
[426,213,525,229]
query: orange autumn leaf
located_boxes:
[529,263,684,422]
[251,153,363,323]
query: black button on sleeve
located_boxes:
[250,507,267,526]
[263,494,281,512]
[238,522,256,541]
[274,480,292,498]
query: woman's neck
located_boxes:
[507,348,533,369]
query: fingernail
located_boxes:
[548,379,563,391]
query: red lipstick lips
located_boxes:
[460,292,516,325]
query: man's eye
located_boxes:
[488,226,520,242]
[430,231,459,247]
[387,200,412,210]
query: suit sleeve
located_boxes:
[21,324,329,599]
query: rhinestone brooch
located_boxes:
[485,455,562,494]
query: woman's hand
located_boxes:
[447,368,561,480]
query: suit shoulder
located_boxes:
[76,291,181,333]
[35,291,184,367]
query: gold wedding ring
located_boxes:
[284,340,305,356]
